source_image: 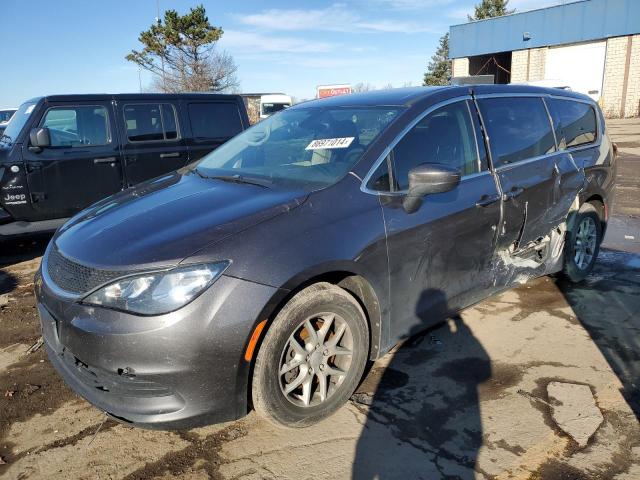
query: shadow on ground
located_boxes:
[0,234,50,268]
[558,248,640,418]
[352,290,490,479]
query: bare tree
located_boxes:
[353,82,375,93]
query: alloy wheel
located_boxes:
[574,216,597,270]
[279,313,353,407]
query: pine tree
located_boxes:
[126,4,239,92]
[468,0,515,21]
[423,33,451,86]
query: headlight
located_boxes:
[82,261,229,315]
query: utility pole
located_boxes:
[156,0,167,91]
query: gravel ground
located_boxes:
[0,119,638,480]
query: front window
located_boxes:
[41,105,111,147]
[195,106,401,190]
[391,101,480,191]
[0,102,36,146]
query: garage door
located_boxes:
[545,41,606,100]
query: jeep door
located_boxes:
[22,101,123,219]
[185,101,246,162]
[118,101,189,186]
[369,98,501,342]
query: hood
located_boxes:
[53,170,307,269]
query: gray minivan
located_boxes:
[36,85,616,429]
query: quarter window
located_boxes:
[368,157,393,192]
[391,101,479,191]
[478,97,556,167]
[124,103,179,142]
[41,105,110,147]
[547,98,597,149]
[188,102,243,140]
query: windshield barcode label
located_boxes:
[306,137,355,150]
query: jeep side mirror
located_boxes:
[29,127,51,152]
[402,163,461,214]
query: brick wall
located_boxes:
[622,35,640,117]
[510,50,529,83]
[528,48,547,81]
[510,48,547,83]
[601,34,640,118]
[601,37,629,117]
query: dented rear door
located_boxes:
[477,95,584,252]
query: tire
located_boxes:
[562,203,603,283]
[252,282,369,428]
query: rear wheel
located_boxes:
[562,203,602,282]
[252,282,369,427]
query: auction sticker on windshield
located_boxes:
[306,137,355,150]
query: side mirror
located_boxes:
[29,127,51,152]
[402,163,461,214]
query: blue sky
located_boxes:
[1,0,562,106]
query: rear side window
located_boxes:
[547,98,597,149]
[478,97,556,167]
[124,103,179,142]
[41,105,111,147]
[188,102,243,140]
[391,101,479,191]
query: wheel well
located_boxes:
[245,272,383,412]
[265,271,381,360]
[584,195,607,233]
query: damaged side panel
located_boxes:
[491,152,586,288]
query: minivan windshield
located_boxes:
[0,102,36,146]
[195,106,401,190]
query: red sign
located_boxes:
[317,85,352,98]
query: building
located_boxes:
[449,0,640,117]
[240,93,287,124]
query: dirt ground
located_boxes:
[1,119,639,480]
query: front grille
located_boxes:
[47,246,130,295]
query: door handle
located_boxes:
[26,162,44,172]
[159,152,181,159]
[93,157,119,164]
[475,194,501,207]
[502,187,524,201]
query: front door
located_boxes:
[118,102,189,186]
[22,101,123,219]
[377,99,501,342]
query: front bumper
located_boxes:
[36,268,280,430]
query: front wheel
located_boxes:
[562,203,602,282]
[252,282,369,428]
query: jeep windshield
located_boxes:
[0,102,36,146]
[0,109,16,123]
[194,106,401,190]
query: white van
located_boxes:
[260,94,292,119]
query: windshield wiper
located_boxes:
[192,168,270,189]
